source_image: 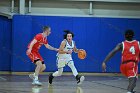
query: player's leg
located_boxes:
[35,60,43,79]
[29,61,45,80]
[48,57,65,84]
[120,64,127,77]
[127,77,137,93]
[27,51,43,85]
[30,63,46,85]
[27,52,37,80]
[53,68,63,76]
[48,68,63,84]
[36,53,46,73]
[67,60,85,85]
[127,62,138,93]
[67,60,78,76]
[39,62,46,73]
[32,60,43,85]
[34,52,46,79]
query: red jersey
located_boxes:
[122,40,140,63]
[28,33,48,52]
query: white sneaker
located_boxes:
[77,76,85,85]
[29,74,35,80]
[32,80,42,86]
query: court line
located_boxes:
[102,76,127,81]
[0,76,7,81]
[92,81,126,90]
[0,89,30,93]
[92,81,140,93]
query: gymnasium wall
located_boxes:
[11,15,140,73]
[0,16,12,71]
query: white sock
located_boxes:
[34,76,38,81]
[71,67,78,77]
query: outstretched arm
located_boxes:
[102,43,122,72]
[44,44,58,51]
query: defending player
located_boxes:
[26,26,58,85]
[102,30,140,93]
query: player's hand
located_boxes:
[55,48,59,52]
[26,49,31,55]
[102,62,106,72]
[67,50,73,54]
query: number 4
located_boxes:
[129,46,135,54]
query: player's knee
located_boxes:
[36,61,43,67]
[42,65,46,71]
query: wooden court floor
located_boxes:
[0,74,140,93]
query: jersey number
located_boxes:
[129,46,135,54]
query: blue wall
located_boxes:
[11,15,140,73]
[0,15,140,73]
[0,16,12,71]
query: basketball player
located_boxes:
[26,26,58,85]
[102,30,140,93]
[48,30,85,85]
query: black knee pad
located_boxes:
[127,77,137,92]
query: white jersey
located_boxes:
[57,39,75,59]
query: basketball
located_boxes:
[78,50,86,59]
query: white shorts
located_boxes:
[56,56,74,68]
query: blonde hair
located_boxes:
[43,26,50,32]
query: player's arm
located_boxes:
[44,44,58,51]
[73,42,85,53]
[102,43,122,72]
[26,39,37,55]
[73,42,80,53]
[58,40,72,54]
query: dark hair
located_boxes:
[125,29,134,40]
[63,30,74,39]
[43,26,50,32]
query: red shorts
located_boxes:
[27,50,44,63]
[120,62,138,78]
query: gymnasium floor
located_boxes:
[0,74,140,93]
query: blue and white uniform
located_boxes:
[53,39,78,77]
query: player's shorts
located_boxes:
[120,61,138,78]
[27,50,44,64]
[56,56,73,69]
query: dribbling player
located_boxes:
[48,30,85,85]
